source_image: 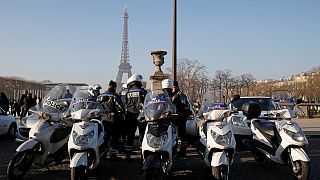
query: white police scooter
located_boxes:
[197,91,236,180]
[242,102,309,180]
[64,90,105,180]
[7,86,72,180]
[140,90,177,180]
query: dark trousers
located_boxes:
[173,116,187,145]
[138,121,147,144]
[20,110,27,120]
[124,113,147,153]
[11,111,16,117]
[102,121,120,153]
[124,114,139,153]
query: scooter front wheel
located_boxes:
[290,160,309,180]
[7,150,34,179]
[71,165,89,180]
[212,165,228,180]
[144,168,165,180]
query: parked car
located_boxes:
[0,107,17,138]
[186,98,198,145]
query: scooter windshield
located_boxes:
[198,91,228,121]
[142,90,176,121]
[272,90,295,110]
[39,84,75,114]
[201,91,227,113]
[70,90,101,112]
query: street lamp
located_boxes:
[172,0,177,81]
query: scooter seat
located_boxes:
[252,121,275,140]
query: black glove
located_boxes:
[172,94,180,103]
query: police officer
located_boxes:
[118,83,128,152]
[123,74,146,160]
[63,89,73,99]
[88,84,102,100]
[171,80,192,156]
[98,81,124,160]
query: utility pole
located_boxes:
[172,0,177,81]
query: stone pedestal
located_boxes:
[149,51,169,91]
[150,74,169,91]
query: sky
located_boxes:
[0,0,319,88]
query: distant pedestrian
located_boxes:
[0,92,10,113]
[26,93,37,116]
[63,89,73,98]
[10,100,21,117]
[20,90,29,119]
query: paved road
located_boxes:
[0,136,319,180]
[1,118,319,180]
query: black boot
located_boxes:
[178,143,187,157]
[125,151,132,161]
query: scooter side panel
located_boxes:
[211,151,228,167]
[290,147,310,162]
[70,152,88,168]
[251,122,273,148]
[16,139,39,152]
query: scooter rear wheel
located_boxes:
[7,150,34,179]
[144,168,165,180]
[71,165,89,180]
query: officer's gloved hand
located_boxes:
[160,111,172,120]
[172,94,180,103]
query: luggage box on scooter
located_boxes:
[242,102,261,119]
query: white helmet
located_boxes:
[161,79,173,89]
[88,84,102,96]
[127,74,143,86]
[137,74,143,80]
[122,83,127,89]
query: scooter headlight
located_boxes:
[231,116,245,127]
[72,130,95,146]
[211,130,232,146]
[146,133,168,148]
[283,129,306,142]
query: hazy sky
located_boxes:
[0,0,319,88]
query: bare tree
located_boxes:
[239,74,256,96]
[176,58,209,103]
[0,76,46,101]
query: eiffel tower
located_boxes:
[116,8,132,92]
